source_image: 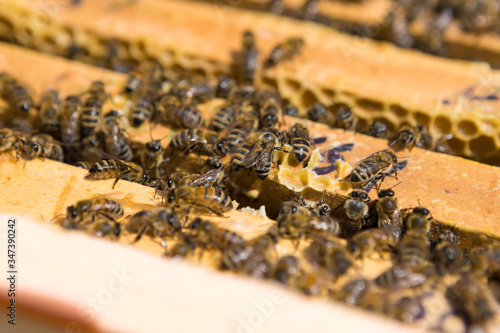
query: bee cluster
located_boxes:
[0,28,499,332]
[265,0,500,56]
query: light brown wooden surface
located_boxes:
[0,216,426,333]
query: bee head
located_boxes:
[318,203,331,216]
[67,206,78,220]
[215,139,229,156]
[378,189,394,198]
[413,207,430,216]
[263,114,278,128]
[113,223,121,237]
[350,190,369,202]
[188,218,204,231]
[205,156,222,169]
[166,190,175,203]
[146,140,162,152]
[307,102,327,120]
[168,214,182,231]
[284,103,298,117]
[336,106,352,121]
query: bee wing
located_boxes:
[255,143,274,170]
[189,168,223,187]
[244,141,264,168]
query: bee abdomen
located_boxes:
[81,103,102,137]
[130,97,154,127]
[86,160,125,179]
[93,199,124,219]
[292,138,310,162]
[177,106,204,129]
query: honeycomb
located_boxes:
[0,0,500,165]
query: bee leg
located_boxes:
[157,235,167,248]
[112,176,122,189]
[198,205,226,218]
[133,223,150,243]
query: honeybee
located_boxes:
[38,89,61,136]
[85,159,153,189]
[467,243,500,278]
[396,230,430,267]
[209,105,236,132]
[79,133,105,164]
[128,208,182,246]
[432,226,468,275]
[102,111,132,162]
[417,125,453,154]
[365,120,391,139]
[222,232,277,278]
[307,102,335,127]
[163,171,191,191]
[445,276,496,328]
[165,234,197,258]
[227,109,259,150]
[342,149,399,190]
[335,104,359,131]
[174,79,213,104]
[215,75,235,99]
[124,61,162,95]
[168,129,229,157]
[335,279,371,306]
[62,213,121,240]
[295,269,332,296]
[373,188,402,239]
[233,128,284,179]
[63,197,124,225]
[347,227,398,258]
[403,206,434,233]
[0,73,33,114]
[389,296,425,323]
[187,218,244,250]
[389,124,421,152]
[156,91,205,129]
[189,158,226,189]
[81,81,107,137]
[278,197,312,219]
[256,90,282,128]
[265,37,304,68]
[240,30,258,85]
[166,185,233,216]
[305,236,352,277]
[278,212,341,241]
[284,102,299,117]
[290,123,311,162]
[60,95,81,146]
[375,263,437,290]
[341,189,370,237]
[141,136,166,179]
[272,255,304,285]
[18,134,64,162]
[0,128,22,155]
[375,11,413,49]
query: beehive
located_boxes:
[0,1,500,332]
